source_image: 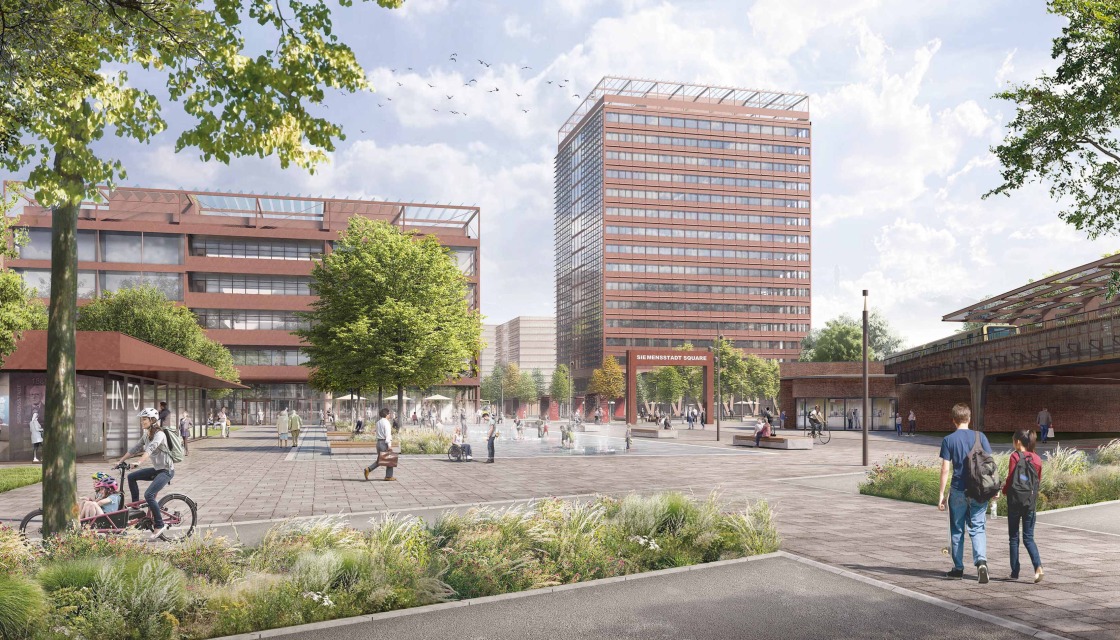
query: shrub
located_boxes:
[860,456,942,506]
[0,573,47,639]
[1096,439,1120,466]
[436,507,557,598]
[160,531,244,585]
[722,501,781,557]
[363,516,452,611]
[98,558,188,640]
[44,527,150,562]
[0,524,40,576]
[396,429,453,454]
[204,579,344,637]
[38,557,108,592]
[249,516,363,572]
[1045,446,1089,476]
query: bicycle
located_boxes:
[808,420,831,445]
[20,462,197,543]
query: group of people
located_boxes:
[275,408,304,448]
[894,410,918,436]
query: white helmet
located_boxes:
[137,408,160,420]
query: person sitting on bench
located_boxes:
[755,420,772,447]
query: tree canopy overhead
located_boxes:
[800,310,903,362]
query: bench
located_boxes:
[732,434,812,450]
[631,427,677,439]
[327,441,380,454]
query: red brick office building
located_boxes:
[8,186,480,424]
[554,77,812,405]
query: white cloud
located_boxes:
[393,0,449,18]
[995,48,1017,87]
[503,15,534,39]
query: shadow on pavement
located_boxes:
[842,564,947,580]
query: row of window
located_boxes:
[607,263,810,279]
[20,229,183,265]
[607,282,810,297]
[606,244,809,263]
[606,170,809,192]
[16,269,182,300]
[194,309,309,331]
[607,319,811,332]
[605,112,809,138]
[607,337,796,350]
[606,300,810,314]
[606,207,810,227]
[604,225,809,244]
[606,132,809,156]
[605,151,809,174]
[229,348,309,367]
[190,236,323,261]
[606,188,809,209]
[190,274,313,296]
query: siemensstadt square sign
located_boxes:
[625,348,714,424]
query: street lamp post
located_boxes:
[715,331,722,443]
[862,290,870,467]
[568,360,574,425]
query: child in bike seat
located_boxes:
[79,472,121,520]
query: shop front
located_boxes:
[0,331,244,462]
[778,362,900,432]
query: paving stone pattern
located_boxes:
[1,422,1117,639]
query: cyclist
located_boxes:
[117,408,175,541]
[808,405,824,437]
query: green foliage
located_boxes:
[0,190,48,364]
[298,218,480,397]
[38,557,108,592]
[43,527,150,562]
[1097,438,1120,465]
[550,364,572,403]
[588,356,626,402]
[986,1,1120,278]
[0,466,42,493]
[0,573,47,639]
[160,531,244,585]
[859,457,942,506]
[395,429,453,454]
[801,310,901,361]
[1045,445,1090,476]
[0,524,41,576]
[803,321,868,362]
[97,558,188,640]
[651,366,685,406]
[77,286,240,393]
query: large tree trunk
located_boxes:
[395,385,404,434]
[42,165,80,535]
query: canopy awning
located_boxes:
[424,394,452,401]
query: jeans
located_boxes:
[1008,508,1042,576]
[487,436,496,461]
[895,422,903,436]
[365,440,393,478]
[948,487,988,570]
[908,420,916,434]
[128,467,174,528]
[1040,424,1050,442]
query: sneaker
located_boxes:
[977,562,989,584]
[149,525,168,541]
[1034,567,1044,584]
[466,455,472,460]
[363,468,370,481]
[1010,572,1019,580]
[945,568,964,579]
[384,477,397,482]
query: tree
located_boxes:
[673,342,704,408]
[76,287,240,395]
[800,311,901,361]
[298,218,480,437]
[5,0,403,535]
[531,369,546,398]
[481,368,504,405]
[651,366,685,412]
[588,356,625,417]
[549,365,571,415]
[0,191,49,359]
[807,322,869,362]
[743,355,780,407]
[986,1,1120,296]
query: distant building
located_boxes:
[480,323,498,379]
[484,316,557,381]
[554,77,812,396]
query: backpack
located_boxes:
[160,428,186,463]
[965,430,1001,503]
[1006,452,1040,514]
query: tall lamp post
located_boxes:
[568,360,574,424]
[862,290,870,467]
[714,331,722,442]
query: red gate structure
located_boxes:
[625,349,714,425]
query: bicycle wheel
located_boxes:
[818,426,831,444]
[156,494,197,542]
[19,509,44,543]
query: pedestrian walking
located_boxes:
[780,410,787,430]
[276,409,290,448]
[158,401,171,429]
[895,412,903,437]
[178,410,193,456]
[847,410,853,431]
[363,408,396,481]
[686,410,695,430]
[908,409,917,436]
[219,408,230,438]
[257,408,264,426]
[1037,407,1052,443]
[938,403,994,583]
[288,410,302,448]
[625,424,633,451]
[30,410,43,463]
[485,412,497,463]
[1004,428,1044,583]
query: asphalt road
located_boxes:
[277,556,1034,640]
[1037,500,1120,536]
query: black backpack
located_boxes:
[1006,452,1040,514]
[965,430,1001,503]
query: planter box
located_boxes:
[632,427,677,439]
[732,434,812,450]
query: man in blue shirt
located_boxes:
[938,403,992,583]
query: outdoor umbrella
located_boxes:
[423,394,452,401]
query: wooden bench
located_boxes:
[327,441,380,454]
[631,427,677,439]
[732,434,812,450]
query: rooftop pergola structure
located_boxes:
[558,76,810,141]
[943,254,1120,326]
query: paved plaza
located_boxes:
[2,422,1119,639]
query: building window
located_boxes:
[194,309,309,331]
[100,232,142,263]
[189,236,323,261]
[17,269,97,299]
[100,271,183,300]
[142,234,183,265]
[229,348,309,366]
[189,273,313,296]
[18,228,97,261]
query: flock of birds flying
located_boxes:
[371,52,585,117]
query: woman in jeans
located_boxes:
[117,408,175,541]
[1004,428,1044,583]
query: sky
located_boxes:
[65,0,1120,349]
